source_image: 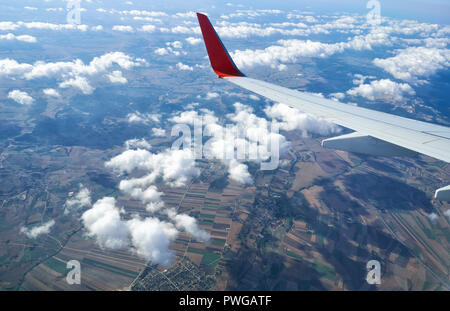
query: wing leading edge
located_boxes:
[196,13,450,201]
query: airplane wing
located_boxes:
[196,13,450,201]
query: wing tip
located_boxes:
[196,13,245,78]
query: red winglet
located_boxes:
[197,13,245,78]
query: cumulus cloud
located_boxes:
[205,92,219,100]
[106,148,200,187]
[169,103,290,185]
[231,29,392,69]
[173,11,197,19]
[176,62,193,71]
[352,73,376,85]
[152,127,166,137]
[227,159,253,185]
[65,185,91,214]
[8,90,34,105]
[154,41,187,56]
[330,92,345,101]
[0,52,147,95]
[139,24,156,32]
[0,59,32,75]
[21,220,55,239]
[185,37,202,45]
[0,22,19,31]
[264,103,340,136]
[373,47,450,84]
[81,144,210,266]
[126,216,178,266]
[112,25,134,32]
[81,197,130,249]
[166,208,209,242]
[106,70,128,84]
[82,197,209,266]
[119,10,167,17]
[125,138,152,150]
[127,112,161,124]
[0,33,36,43]
[155,48,169,56]
[346,79,415,103]
[427,212,439,223]
[167,41,183,49]
[43,88,60,97]
[18,21,88,31]
[120,183,163,204]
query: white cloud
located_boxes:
[81,197,129,249]
[154,47,169,55]
[347,79,415,103]
[166,208,209,242]
[21,220,55,239]
[106,148,200,187]
[43,88,60,97]
[126,216,177,266]
[427,212,439,223]
[125,138,152,150]
[173,11,197,19]
[176,62,193,71]
[91,25,104,31]
[119,10,167,17]
[330,92,345,100]
[228,159,253,185]
[59,76,94,94]
[169,109,218,126]
[82,144,209,266]
[18,21,88,31]
[205,92,219,100]
[127,112,160,124]
[352,73,376,85]
[167,41,183,49]
[166,25,201,35]
[152,127,166,137]
[0,33,36,43]
[112,25,134,32]
[0,22,19,31]
[231,29,392,69]
[264,103,340,136]
[106,70,127,84]
[185,37,202,45]
[65,185,91,214]
[8,90,34,105]
[46,8,64,12]
[120,183,163,204]
[373,47,450,84]
[169,103,291,185]
[139,24,156,32]
[0,52,147,95]
[0,59,32,76]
